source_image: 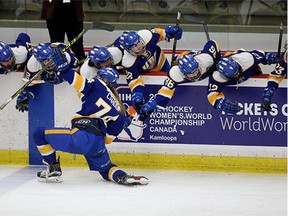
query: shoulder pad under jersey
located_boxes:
[231,52,254,70]
[212,70,229,83]
[137,29,153,44]
[80,60,98,80]
[121,50,137,68]
[26,55,42,73]
[11,46,28,65]
[169,65,185,83]
[108,46,123,65]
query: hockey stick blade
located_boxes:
[92,22,114,32]
[183,15,205,24]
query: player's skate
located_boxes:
[37,158,63,183]
[118,174,149,186]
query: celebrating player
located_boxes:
[138,40,221,121]
[80,45,123,79]
[261,41,287,111]
[15,42,79,112]
[207,49,279,114]
[113,25,183,114]
[34,47,149,186]
[0,33,31,75]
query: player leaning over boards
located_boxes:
[80,45,123,79]
[34,47,149,186]
[113,25,183,114]
[261,41,287,111]
[15,42,79,112]
[138,40,221,121]
[0,33,31,75]
[207,48,280,115]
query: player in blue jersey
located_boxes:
[34,47,149,185]
[113,25,183,114]
[138,40,221,121]
[80,45,123,79]
[15,42,79,112]
[207,49,279,114]
[0,33,31,75]
[261,41,287,111]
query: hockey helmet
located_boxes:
[0,41,14,62]
[33,43,52,62]
[178,55,202,82]
[118,31,145,56]
[216,57,240,78]
[97,67,119,86]
[88,46,112,68]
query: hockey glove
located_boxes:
[165,25,183,41]
[264,52,279,64]
[139,99,157,121]
[51,48,69,72]
[215,98,240,114]
[261,86,276,111]
[45,72,64,84]
[124,114,133,128]
[132,92,144,114]
[15,90,34,112]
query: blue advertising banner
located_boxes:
[116,84,287,147]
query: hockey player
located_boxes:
[34,47,149,186]
[80,45,123,79]
[114,25,183,114]
[261,41,287,111]
[207,49,279,114]
[15,42,79,112]
[0,33,31,75]
[138,40,221,121]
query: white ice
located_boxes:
[0,165,286,216]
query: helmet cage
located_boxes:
[178,55,201,81]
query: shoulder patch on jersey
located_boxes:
[212,71,229,83]
[169,65,185,83]
[80,60,98,79]
[122,50,137,68]
[138,29,153,44]
[108,46,123,65]
[27,55,42,73]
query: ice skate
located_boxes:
[118,174,149,186]
[37,159,62,183]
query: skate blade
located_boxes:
[127,177,150,185]
[37,176,63,183]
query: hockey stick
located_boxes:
[171,11,181,65]
[0,22,114,110]
[183,15,210,41]
[277,22,283,59]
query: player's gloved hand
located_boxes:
[215,98,240,114]
[261,86,276,111]
[51,48,69,72]
[132,92,144,114]
[15,90,34,112]
[165,25,183,41]
[264,52,279,64]
[45,72,64,84]
[139,99,157,121]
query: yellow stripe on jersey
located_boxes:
[154,28,165,42]
[44,128,79,135]
[151,51,166,72]
[268,74,285,84]
[129,77,144,92]
[37,144,55,156]
[71,72,85,92]
[207,92,225,106]
[77,92,84,99]
[108,166,120,182]
[158,86,175,99]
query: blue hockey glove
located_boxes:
[215,98,240,114]
[264,52,279,64]
[139,99,157,121]
[261,86,276,111]
[51,48,69,72]
[165,25,183,41]
[132,92,144,114]
[15,90,34,112]
[124,114,133,128]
